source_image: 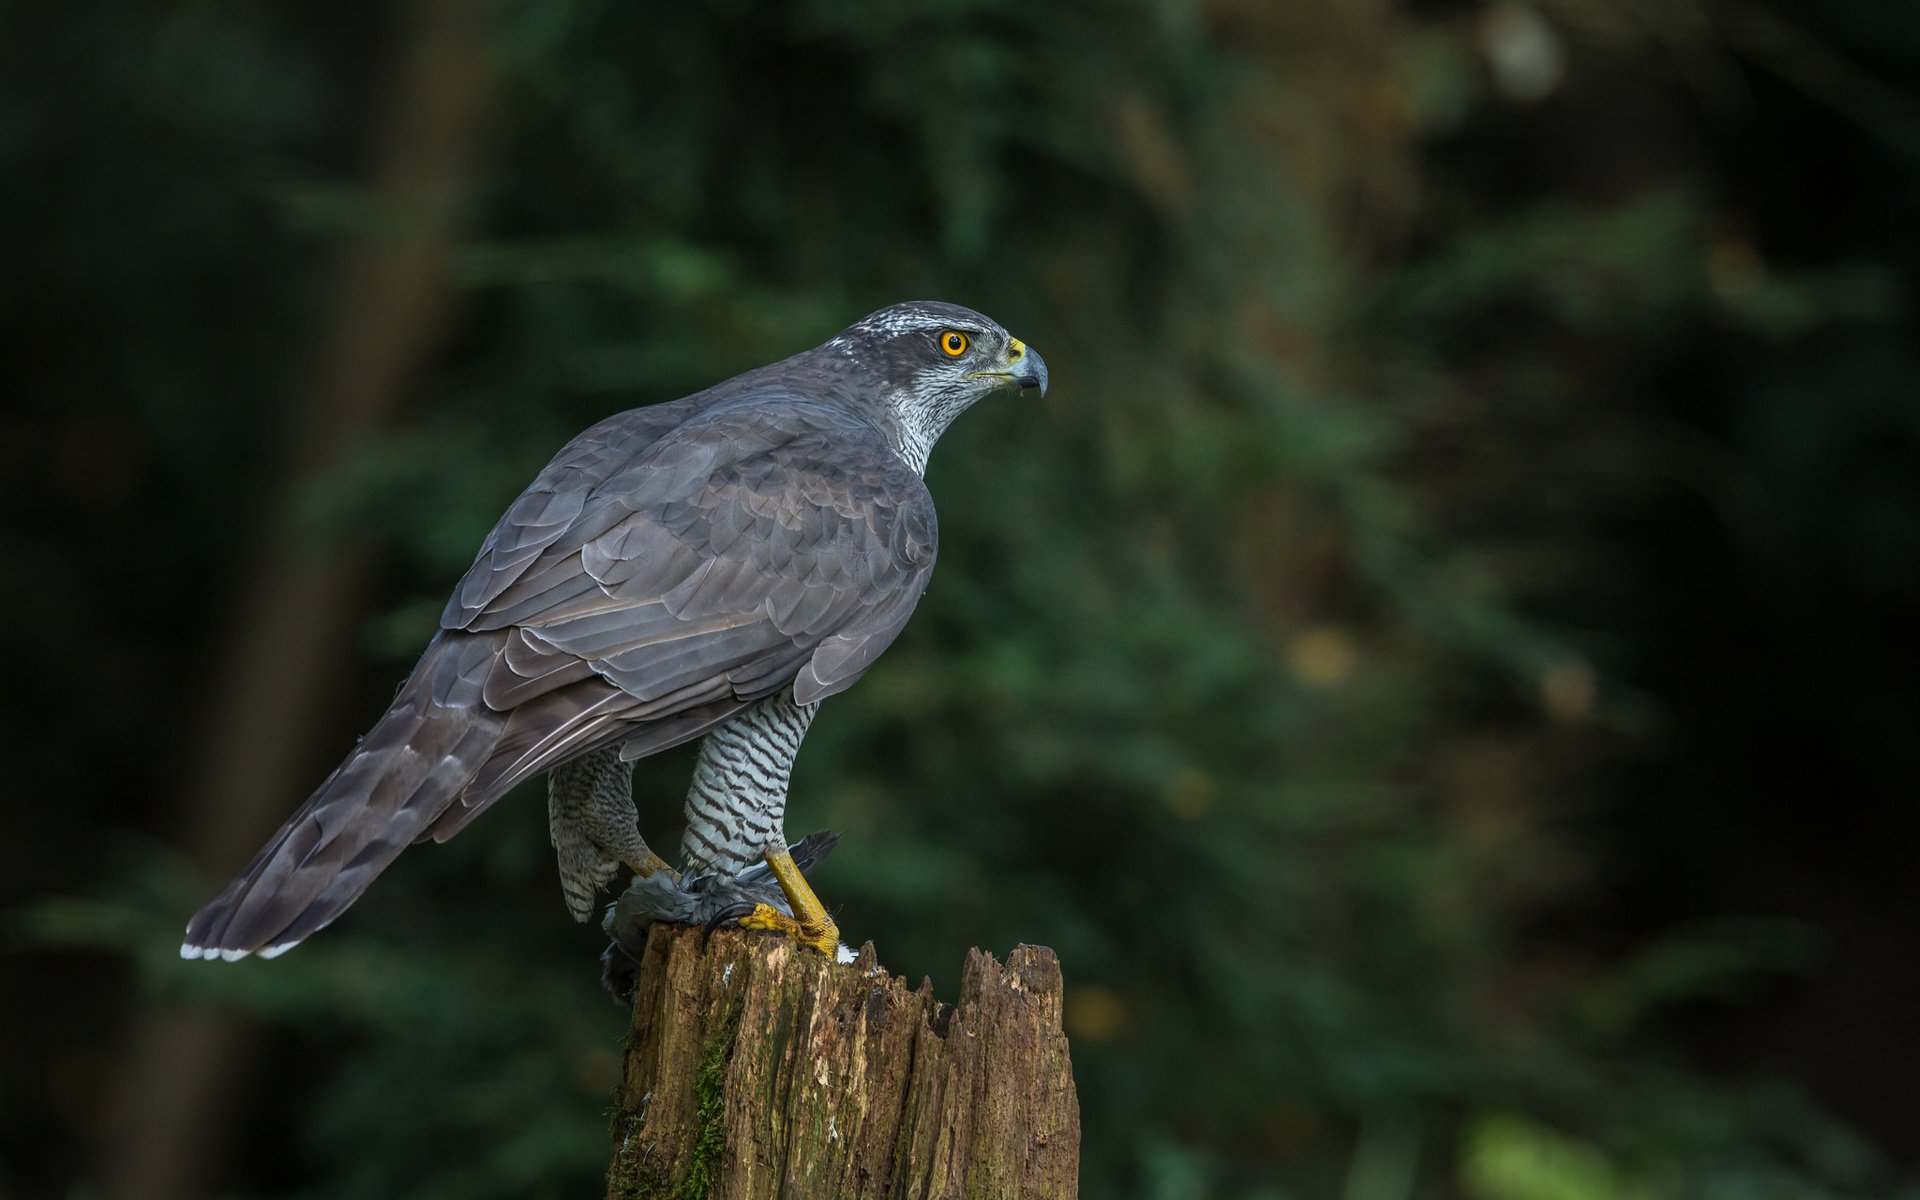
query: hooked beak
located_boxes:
[1010,337,1048,396]
[968,335,1049,396]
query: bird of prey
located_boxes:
[181,300,1047,962]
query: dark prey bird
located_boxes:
[182,301,1047,961]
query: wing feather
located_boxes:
[424,391,938,828]
[442,396,703,628]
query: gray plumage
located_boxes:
[548,745,655,923]
[681,689,818,876]
[182,301,1047,961]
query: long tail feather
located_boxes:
[179,634,509,961]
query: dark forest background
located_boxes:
[4,0,1918,1197]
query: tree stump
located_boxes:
[604,926,1080,1199]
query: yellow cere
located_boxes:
[1008,336,1026,361]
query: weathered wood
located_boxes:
[605,926,1080,1199]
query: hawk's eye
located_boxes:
[939,330,970,357]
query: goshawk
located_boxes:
[181,301,1046,961]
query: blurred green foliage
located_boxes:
[6,0,1920,1197]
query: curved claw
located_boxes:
[702,900,759,944]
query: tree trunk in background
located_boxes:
[606,928,1080,1199]
[101,2,492,1196]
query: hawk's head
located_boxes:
[834,300,1047,398]
[816,300,1047,471]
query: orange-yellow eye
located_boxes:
[939,330,969,356]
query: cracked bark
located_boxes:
[605,926,1080,1199]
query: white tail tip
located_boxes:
[179,942,258,963]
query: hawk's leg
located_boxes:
[682,690,844,955]
[735,846,840,956]
[549,745,674,922]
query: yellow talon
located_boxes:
[737,902,802,936]
[736,848,840,956]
